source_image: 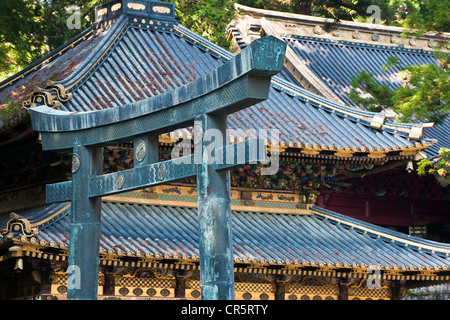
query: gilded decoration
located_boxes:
[391,35,399,43]
[103,145,374,196]
[22,81,72,109]
[46,270,352,300]
[23,87,60,109]
[1,1,449,303]
[46,270,392,300]
[152,6,171,14]
[135,140,146,162]
[1,212,38,239]
[127,2,146,10]
[97,8,108,17]
[71,154,80,174]
[116,174,124,189]
[111,3,122,12]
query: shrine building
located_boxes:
[228,4,450,240]
[0,0,449,300]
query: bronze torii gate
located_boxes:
[29,36,286,300]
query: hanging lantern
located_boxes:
[14,258,23,272]
[406,160,414,173]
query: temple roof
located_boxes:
[0,0,437,159]
[281,35,437,107]
[230,4,449,157]
[1,200,450,282]
[423,116,450,159]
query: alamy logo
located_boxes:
[366,265,381,289]
[67,265,81,289]
[66,6,81,30]
[366,5,381,24]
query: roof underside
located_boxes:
[3,201,450,271]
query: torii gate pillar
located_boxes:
[195,113,234,300]
[67,145,103,299]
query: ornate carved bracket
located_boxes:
[1,212,38,240]
[22,81,72,109]
[45,80,73,102]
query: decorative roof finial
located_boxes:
[1,212,39,239]
[95,0,176,25]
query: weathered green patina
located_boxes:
[29,35,286,150]
[29,32,286,299]
[46,138,265,202]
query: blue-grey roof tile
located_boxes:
[283,36,438,107]
[6,201,450,269]
[281,35,448,156]
[0,15,435,153]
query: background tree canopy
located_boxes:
[1,0,448,81]
[0,0,103,80]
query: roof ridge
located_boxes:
[30,203,71,228]
[0,203,70,241]
[0,27,94,92]
[174,24,234,61]
[311,205,450,254]
[270,75,435,140]
[175,23,398,124]
[271,76,385,118]
[59,15,129,91]
[282,34,437,55]
[234,3,450,39]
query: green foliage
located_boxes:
[347,57,400,112]
[239,0,371,19]
[390,0,450,34]
[0,0,45,74]
[348,53,449,185]
[238,0,403,29]
[417,148,450,187]
[238,0,450,34]
[381,56,401,73]
[393,54,449,124]
[0,100,20,124]
[348,52,449,124]
[162,0,237,49]
[347,71,395,113]
[0,0,108,81]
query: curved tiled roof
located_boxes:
[0,5,436,157]
[280,35,447,157]
[423,115,450,158]
[230,4,448,157]
[59,20,225,112]
[0,26,111,131]
[2,201,450,272]
[282,35,437,107]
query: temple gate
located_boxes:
[28,33,286,300]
